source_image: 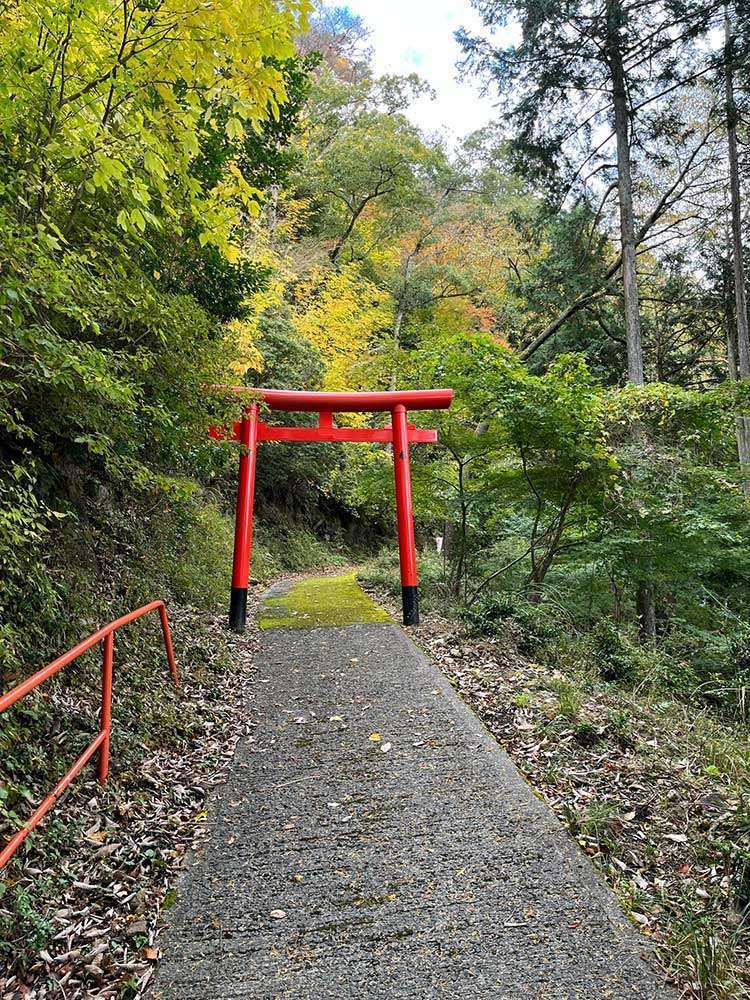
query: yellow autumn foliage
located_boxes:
[293,264,393,391]
[228,196,313,376]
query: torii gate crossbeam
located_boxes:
[210,389,453,631]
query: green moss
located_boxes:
[259,573,390,630]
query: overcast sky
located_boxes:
[342,0,515,144]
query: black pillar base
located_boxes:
[229,586,248,633]
[401,585,419,626]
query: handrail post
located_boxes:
[159,603,179,687]
[98,632,114,784]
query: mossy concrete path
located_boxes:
[152,575,677,1000]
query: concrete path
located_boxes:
[152,576,677,999]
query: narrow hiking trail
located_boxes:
[151,575,676,999]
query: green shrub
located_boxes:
[255,524,348,575]
[0,883,54,961]
[506,601,566,651]
[548,677,584,719]
[459,593,516,636]
[358,546,446,610]
[544,619,700,697]
[705,627,750,716]
[0,463,65,686]
[172,503,235,609]
[607,708,634,745]
[631,644,699,695]
[460,594,564,654]
[249,538,283,581]
[358,548,402,597]
[590,621,638,683]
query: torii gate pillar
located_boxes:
[229,405,259,632]
[392,404,419,624]
[211,389,453,632]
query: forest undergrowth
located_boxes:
[360,551,750,1000]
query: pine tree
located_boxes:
[458,0,720,383]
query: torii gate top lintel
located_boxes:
[214,387,453,632]
[227,387,453,413]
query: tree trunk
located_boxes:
[726,306,750,482]
[609,571,623,623]
[527,551,554,604]
[607,0,644,385]
[724,11,750,495]
[726,11,750,379]
[444,519,458,590]
[724,247,750,488]
[456,461,468,600]
[733,419,750,496]
[524,498,572,604]
[726,282,739,382]
[636,582,657,642]
[390,253,414,390]
[607,2,654,636]
[267,183,280,234]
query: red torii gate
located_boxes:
[211,388,453,631]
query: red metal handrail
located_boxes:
[0,600,178,869]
